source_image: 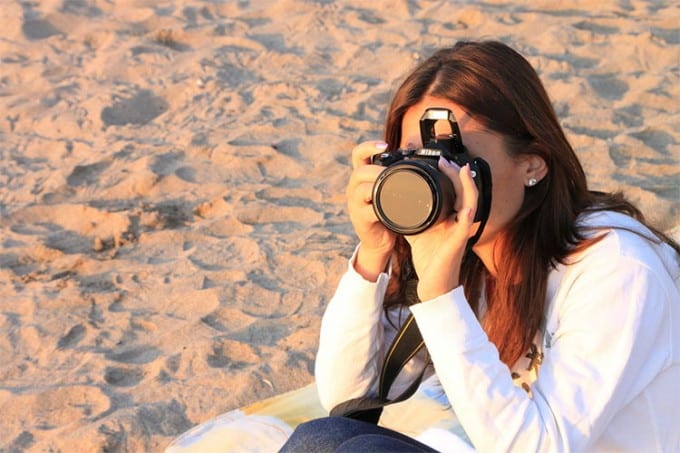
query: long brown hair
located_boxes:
[382,41,679,366]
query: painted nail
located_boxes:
[375,141,388,149]
[441,157,459,169]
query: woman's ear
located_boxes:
[523,155,548,186]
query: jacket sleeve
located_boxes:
[314,248,391,411]
[409,236,675,452]
[315,248,437,411]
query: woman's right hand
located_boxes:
[346,141,397,281]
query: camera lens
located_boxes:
[378,169,433,227]
[372,161,451,235]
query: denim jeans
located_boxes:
[279,416,438,452]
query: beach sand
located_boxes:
[0,0,678,450]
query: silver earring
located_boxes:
[527,178,537,187]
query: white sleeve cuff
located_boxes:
[409,286,488,353]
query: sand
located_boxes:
[0,0,678,451]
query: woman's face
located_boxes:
[400,96,539,252]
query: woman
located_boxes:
[281,41,680,452]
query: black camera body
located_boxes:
[371,108,492,235]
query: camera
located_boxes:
[371,108,492,235]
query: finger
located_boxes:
[439,157,464,212]
[351,141,389,169]
[347,179,375,207]
[348,198,382,236]
[457,164,479,227]
[354,203,380,223]
[347,165,384,197]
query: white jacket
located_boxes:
[315,211,680,452]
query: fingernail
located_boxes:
[375,141,388,150]
[440,157,453,167]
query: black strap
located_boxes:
[468,157,492,249]
[379,314,425,398]
[330,313,427,423]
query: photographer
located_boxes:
[280,41,680,452]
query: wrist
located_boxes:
[354,245,391,282]
[415,257,462,301]
[417,279,460,302]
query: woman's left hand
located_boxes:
[404,159,480,301]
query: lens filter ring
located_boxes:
[372,161,444,235]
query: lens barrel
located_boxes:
[372,160,454,235]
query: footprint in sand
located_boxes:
[103,346,161,388]
[630,128,676,155]
[67,161,112,187]
[6,431,35,452]
[104,366,144,387]
[57,324,86,349]
[105,345,161,364]
[587,73,629,102]
[613,104,643,128]
[20,1,61,41]
[101,90,169,127]
[206,339,259,369]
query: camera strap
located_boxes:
[329,313,427,424]
[467,157,493,248]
